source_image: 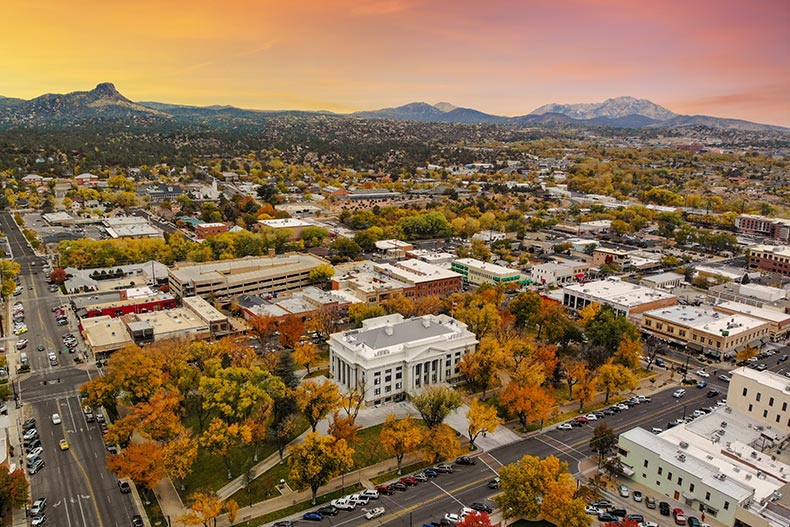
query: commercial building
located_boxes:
[103,216,163,239]
[80,316,135,355]
[195,222,228,240]
[374,239,414,258]
[331,262,410,304]
[405,249,456,267]
[749,245,790,277]
[562,278,678,317]
[167,253,328,300]
[328,314,478,405]
[258,218,315,240]
[238,286,354,321]
[641,305,770,359]
[451,258,522,287]
[713,301,790,341]
[735,214,790,243]
[71,286,177,319]
[181,296,231,336]
[729,368,790,436]
[592,247,632,268]
[372,260,462,299]
[63,260,168,294]
[709,282,790,312]
[529,261,590,286]
[640,272,685,290]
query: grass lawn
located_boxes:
[303,367,329,379]
[140,490,167,526]
[179,413,309,501]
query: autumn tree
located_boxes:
[577,302,602,328]
[500,381,555,430]
[248,314,277,345]
[0,260,21,297]
[563,359,590,401]
[613,337,642,370]
[596,363,637,403]
[306,305,340,341]
[295,379,342,432]
[107,441,165,499]
[328,410,361,443]
[576,373,597,412]
[459,338,505,396]
[104,344,164,405]
[736,345,759,363]
[293,342,318,374]
[381,293,415,317]
[179,492,239,527]
[421,424,460,463]
[279,315,305,349]
[348,303,386,327]
[0,468,28,511]
[340,377,366,422]
[200,418,251,479]
[380,415,423,474]
[163,431,199,490]
[269,413,299,463]
[49,267,68,285]
[457,512,493,527]
[412,386,462,429]
[466,399,501,449]
[498,454,591,527]
[200,366,283,425]
[288,432,354,504]
[308,263,335,285]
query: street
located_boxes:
[1,211,141,527]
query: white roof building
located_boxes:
[329,314,477,405]
[562,278,678,316]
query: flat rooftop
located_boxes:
[107,224,162,238]
[716,301,790,324]
[126,308,207,335]
[564,278,676,307]
[752,245,790,257]
[732,368,790,399]
[375,260,460,284]
[169,254,326,285]
[258,218,314,229]
[644,305,722,326]
[453,258,520,276]
[181,296,227,323]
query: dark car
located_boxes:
[390,482,407,492]
[655,358,666,367]
[422,468,438,478]
[400,476,419,486]
[23,418,37,430]
[598,513,617,522]
[487,478,500,489]
[470,502,492,513]
[591,499,612,508]
[375,485,394,496]
[273,521,294,527]
[603,408,617,415]
[707,389,721,398]
[303,512,323,521]
[118,480,131,493]
[780,355,789,362]
[455,456,476,465]
[687,517,702,527]
[659,501,671,516]
[572,416,589,424]
[132,516,144,527]
[318,505,339,516]
[626,514,644,522]
[593,411,606,419]
[608,508,627,518]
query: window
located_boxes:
[395,382,402,390]
[446,360,451,367]
[757,392,761,402]
[724,501,729,510]
[743,388,748,397]
[643,460,649,468]
[668,472,672,481]
[690,483,695,492]
[374,388,381,396]
[763,410,768,418]
[395,371,402,380]
[705,491,711,500]
[770,397,774,407]
[385,385,391,393]
[385,375,391,382]
[749,404,753,411]
[658,467,663,475]
[677,477,682,486]
[374,378,381,385]
[783,402,787,412]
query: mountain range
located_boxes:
[0,83,786,133]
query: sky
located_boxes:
[2,0,789,125]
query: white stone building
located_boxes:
[328,314,478,405]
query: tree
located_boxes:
[589,423,618,468]
[348,303,386,327]
[596,363,637,403]
[500,381,555,430]
[269,413,299,463]
[466,399,501,449]
[380,415,424,475]
[613,337,642,370]
[563,359,589,401]
[331,237,362,260]
[163,431,198,490]
[179,492,238,527]
[306,305,340,340]
[200,418,251,479]
[288,432,354,504]
[736,345,759,363]
[295,379,342,432]
[421,423,460,463]
[381,293,415,317]
[200,366,283,425]
[279,315,305,349]
[577,302,601,328]
[498,454,591,526]
[456,511,493,527]
[0,259,21,297]
[0,468,28,511]
[576,373,597,412]
[459,338,505,396]
[107,441,165,498]
[328,410,361,443]
[585,307,640,352]
[308,263,335,285]
[340,377,366,422]
[293,343,318,374]
[49,267,68,285]
[412,386,462,429]
[301,227,330,248]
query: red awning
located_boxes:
[575,273,585,279]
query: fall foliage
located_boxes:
[380,414,423,474]
[295,379,342,432]
[288,432,355,504]
[466,399,501,449]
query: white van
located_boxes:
[19,352,29,366]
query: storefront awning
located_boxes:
[687,342,703,351]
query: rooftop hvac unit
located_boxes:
[714,473,727,481]
[680,441,689,449]
[721,422,728,428]
[676,454,686,462]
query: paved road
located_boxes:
[1,211,140,527]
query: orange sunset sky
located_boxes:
[3,0,789,125]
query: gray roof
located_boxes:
[355,318,454,350]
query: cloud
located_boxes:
[350,0,411,16]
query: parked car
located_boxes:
[591,499,612,508]
[31,515,47,527]
[349,493,370,506]
[330,498,355,511]
[317,505,338,516]
[633,490,643,502]
[687,517,702,527]
[435,463,454,473]
[487,478,500,489]
[365,507,385,520]
[470,502,492,513]
[118,480,131,493]
[659,502,671,516]
[627,514,644,522]
[303,512,323,521]
[673,389,686,398]
[696,369,709,378]
[132,516,144,527]
[585,505,601,515]
[673,507,687,525]
[413,472,428,482]
[719,374,731,382]
[455,456,475,465]
[645,496,657,509]
[361,489,380,500]
[598,512,617,522]
[422,468,438,478]
[31,498,47,515]
[707,389,720,398]
[618,484,630,498]
[374,485,394,496]
[26,447,44,460]
[557,423,573,430]
[400,476,419,486]
[390,482,407,492]
[573,416,590,424]
[23,428,38,441]
[28,459,45,475]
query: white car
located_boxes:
[51,413,61,425]
[361,489,379,500]
[696,369,710,378]
[16,339,28,349]
[615,403,629,410]
[348,493,369,506]
[557,423,573,430]
[365,507,385,520]
[330,498,355,511]
[584,413,598,421]
[443,513,461,525]
[26,446,44,460]
[673,389,686,398]
[618,484,630,498]
[640,522,659,527]
[585,505,601,515]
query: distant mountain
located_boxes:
[433,102,458,112]
[0,84,786,132]
[0,82,167,125]
[530,96,677,121]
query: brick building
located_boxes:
[748,245,790,277]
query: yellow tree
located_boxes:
[294,379,342,432]
[614,337,642,370]
[163,430,198,490]
[200,418,251,480]
[563,359,590,401]
[736,345,759,363]
[500,381,555,430]
[0,260,21,297]
[466,399,501,449]
[293,343,319,374]
[596,363,637,404]
[421,424,459,463]
[288,432,355,504]
[179,492,238,527]
[328,410,361,444]
[381,293,415,317]
[576,373,597,412]
[380,415,423,474]
[459,337,506,396]
[106,441,164,500]
[577,302,602,328]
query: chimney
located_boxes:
[384,325,393,336]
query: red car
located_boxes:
[400,476,419,486]
[673,508,687,525]
[374,485,394,496]
[573,416,590,424]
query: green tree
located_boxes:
[589,423,618,468]
[308,263,335,285]
[412,386,462,429]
